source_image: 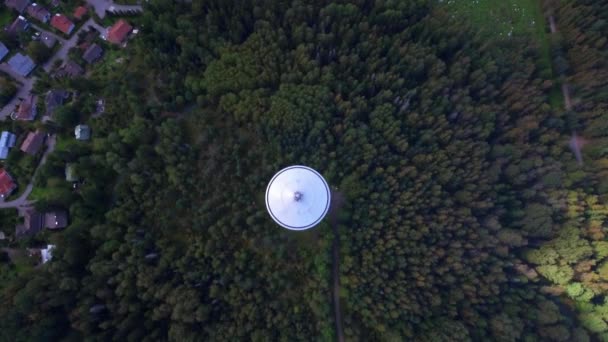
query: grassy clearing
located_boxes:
[442,0,560,108]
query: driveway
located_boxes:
[87,0,143,19]
[0,134,56,209]
[0,64,35,120]
[44,18,106,72]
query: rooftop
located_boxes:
[107,19,132,44]
[45,211,67,229]
[20,130,44,155]
[0,169,16,197]
[7,53,36,76]
[5,0,30,13]
[50,13,74,35]
[75,124,90,140]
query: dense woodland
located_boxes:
[0,0,607,340]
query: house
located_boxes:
[75,124,90,140]
[73,5,87,20]
[65,163,78,181]
[106,19,132,44]
[16,207,43,237]
[54,60,83,78]
[50,13,74,35]
[26,3,50,23]
[5,0,30,13]
[13,94,36,120]
[44,89,67,116]
[0,42,8,61]
[6,15,29,35]
[40,244,55,263]
[20,130,44,155]
[0,169,16,198]
[82,43,102,64]
[7,53,36,76]
[40,31,56,48]
[0,131,16,159]
[44,211,67,229]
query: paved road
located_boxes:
[0,134,56,208]
[0,64,34,120]
[44,18,106,72]
[87,0,143,19]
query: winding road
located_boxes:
[0,134,56,208]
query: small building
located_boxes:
[7,53,36,76]
[44,211,67,229]
[13,94,36,120]
[6,15,29,35]
[50,13,74,35]
[20,130,44,155]
[44,89,68,116]
[16,207,43,237]
[5,0,30,13]
[26,3,50,23]
[0,42,9,61]
[73,5,87,20]
[0,131,17,159]
[40,31,57,48]
[40,244,55,263]
[74,124,90,140]
[82,43,102,64]
[0,169,16,198]
[65,163,78,182]
[106,19,132,44]
[54,60,83,78]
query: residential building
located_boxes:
[20,130,44,155]
[44,89,67,116]
[6,15,29,35]
[13,94,36,120]
[50,13,74,35]
[40,244,55,263]
[54,60,83,78]
[5,0,30,13]
[65,163,78,182]
[0,42,9,61]
[40,31,56,48]
[107,19,132,44]
[82,43,102,64]
[0,169,16,198]
[74,124,90,140]
[26,3,50,23]
[16,207,43,237]
[45,211,67,229]
[7,53,36,76]
[73,5,87,20]
[0,131,16,159]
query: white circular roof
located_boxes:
[266,165,331,230]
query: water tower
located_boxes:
[265,165,331,230]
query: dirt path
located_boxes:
[329,191,345,342]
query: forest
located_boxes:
[0,0,607,340]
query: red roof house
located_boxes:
[0,169,16,197]
[107,19,132,44]
[50,13,74,35]
[20,130,45,155]
[73,5,87,20]
[13,94,36,120]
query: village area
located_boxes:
[0,0,141,266]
